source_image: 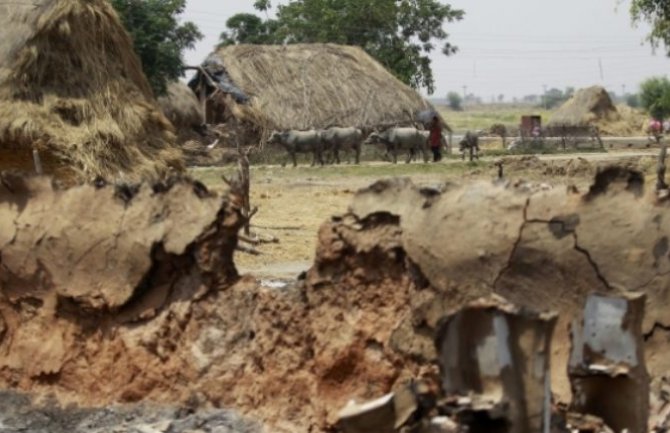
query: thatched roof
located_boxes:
[548,86,620,128]
[0,0,183,182]
[197,44,446,133]
[158,81,203,138]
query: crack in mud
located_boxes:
[573,233,614,291]
[492,197,531,288]
[644,322,670,341]
[491,196,611,292]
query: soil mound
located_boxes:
[1,171,670,432]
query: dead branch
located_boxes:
[251,224,303,231]
[236,243,261,256]
[239,233,279,245]
[239,234,260,245]
[256,233,279,244]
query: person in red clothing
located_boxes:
[428,115,442,162]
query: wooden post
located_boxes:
[239,148,251,236]
[593,126,604,149]
[198,77,207,125]
[32,149,43,175]
[657,145,668,191]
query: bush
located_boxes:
[447,92,463,111]
[640,76,670,120]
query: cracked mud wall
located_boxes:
[1,169,670,433]
[327,171,670,401]
[0,173,245,404]
[0,173,432,433]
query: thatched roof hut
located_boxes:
[158,81,204,141]
[191,44,448,143]
[158,81,239,167]
[548,86,620,128]
[0,0,183,182]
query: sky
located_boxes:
[181,0,670,100]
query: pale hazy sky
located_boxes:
[181,0,670,99]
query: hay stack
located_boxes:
[158,81,203,140]
[195,44,445,137]
[548,86,620,128]
[602,104,648,136]
[0,0,183,182]
[158,82,234,166]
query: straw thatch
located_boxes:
[548,86,620,128]
[196,44,447,138]
[602,104,647,136]
[0,0,183,182]
[158,81,203,140]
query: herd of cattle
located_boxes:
[268,126,481,167]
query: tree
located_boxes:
[447,92,463,111]
[540,87,572,109]
[631,0,670,55]
[253,0,272,13]
[111,0,202,96]
[626,93,641,108]
[490,123,507,148]
[219,14,278,45]
[640,77,670,120]
[221,0,464,94]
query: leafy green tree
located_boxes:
[219,14,278,45]
[631,0,670,54]
[447,91,463,111]
[540,87,573,109]
[640,77,670,120]
[253,0,272,14]
[111,0,202,96]
[221,0,464,94]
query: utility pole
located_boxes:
[599,58,604,81]
[462,85,468,100]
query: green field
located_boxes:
[438,105,555,133]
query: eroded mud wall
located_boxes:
[0,170,669,433]
[0,174,244,401]
[322,170,670,401]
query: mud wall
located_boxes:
[0,170,669,433]
[331,171,670,400]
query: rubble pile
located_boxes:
[0,390,261,433]
[0,168,670,433]
[335,292,652,433]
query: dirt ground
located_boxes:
[191,161,491,277]
[190,150,658,278]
